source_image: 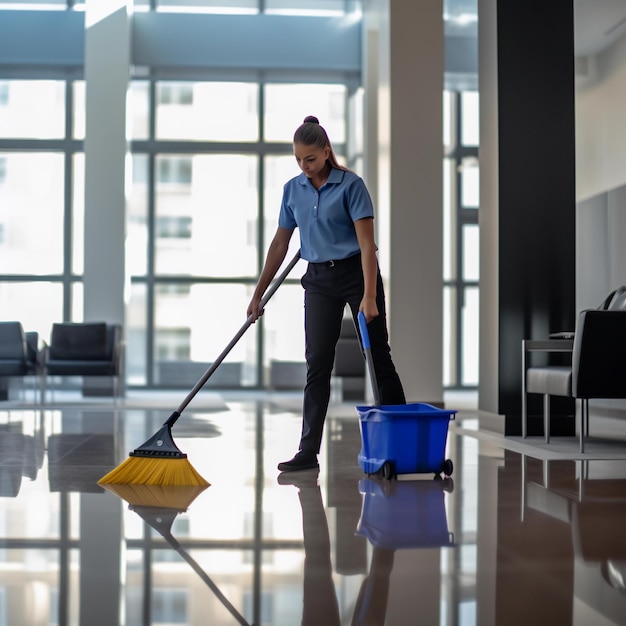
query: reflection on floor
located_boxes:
[1,391,626,625]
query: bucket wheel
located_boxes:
[442,459,453,477]
[380,461,395,480]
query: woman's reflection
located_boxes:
[278,471,395,626]
[278,470,341,626]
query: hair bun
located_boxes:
[303,115,319,124]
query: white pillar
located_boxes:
[363,0,444,404]
[83,0,130,326]
[477,0,499,414]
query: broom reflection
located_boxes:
[103,483,252,626]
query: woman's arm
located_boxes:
[247,226,294,322]
[354,217,379,322]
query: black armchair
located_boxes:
[42,322,123,402]
[522,286,626,440]
[544,285,626,342]
[25,331,40,371]
[525,309,626,452]
[0,321,40,401]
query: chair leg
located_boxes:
[522,345,528,438]
[41,373,56,405]
[580,399,587,453]
[543,394,550,443]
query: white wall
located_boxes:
[576,34,626,416]
[576,34,626,202]
[576,184,626,311]
[576,31,626,309]
[477,0,499,415]
[363,0,444,404]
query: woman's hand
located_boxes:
[359,296,379,323]
[246,226,294,323]
[355,218,379,324]
[247,296,264,322]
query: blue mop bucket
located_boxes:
[356,402,456,478]
[355,312,456,479]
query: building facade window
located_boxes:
[126,80,349,387]
[0,77,478,391]
[0,3,477,394]
[443,89,480,390]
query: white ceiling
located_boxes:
[575,0,626,56]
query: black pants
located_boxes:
[299,253,406,454]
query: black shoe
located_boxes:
[277,451,319,472]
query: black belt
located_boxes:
[311,254,361,269]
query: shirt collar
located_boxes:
[298,167,345,186]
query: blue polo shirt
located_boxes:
[278,168,374,263]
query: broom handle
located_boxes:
[357,311,381,406]
[170,249,302,420]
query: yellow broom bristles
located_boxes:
[98,456,210,487]
[101,482,209,510]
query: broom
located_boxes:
[98,249,302,487]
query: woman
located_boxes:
[247,115,406,472]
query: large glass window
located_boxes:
[152,0,258,13]
[127,283,148,386]
[72,81,86,140]
[443,89,479,389]
[264,83,346,143]
[265,0,346,16]
[126,0,353,15]
[0,283,63,339]
[0,11,359,391]
[0,152,65,274]
[125,79,347,387]
[128,81,150,140]
[0,80,65,139]
[263,282,306,367]
[461,91,479,147]
[0,73,351,388]
[154,153,258,276]
[0,0,66,6]
[0,76,84,345]
[72,153,85,276]
[156,82,258,142]
[263,154,304,267]
[154,283,255,385]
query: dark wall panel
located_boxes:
[496,0,576,432]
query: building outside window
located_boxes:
[0,3,479,393]
[443,89,479,390]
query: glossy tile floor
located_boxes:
[2,389,626,626]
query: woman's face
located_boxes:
[294,142,330,179]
